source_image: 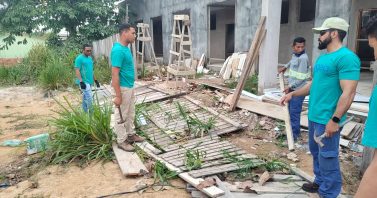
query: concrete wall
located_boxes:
[129,0,261,64]
[348,0,377,52]
[311,0,352,64]
[279,0,314,64]
[210,7,235,59]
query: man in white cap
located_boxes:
[280,17,360,198]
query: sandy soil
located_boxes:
[0,86,189,198]
[0,84,361,197]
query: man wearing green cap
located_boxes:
[280,17,360,198]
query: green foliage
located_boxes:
[1,0,127,50]
[176,102,216,138]
[185,148,206,171]
[264,159,288,172]
[0,63,33,86]
[222,150,259,178]
[153,161,178,185]
[25,44,54,77]
[226,74,259,94]
[48,97,113,164]
[38,57,73,90]
[94,56,112,84]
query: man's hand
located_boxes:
[283,87,290,94]
[95,80,100,88]
[113,96,122,107]
[325,119,339,137]
[280,93,293,106]
[278,67,287,74]
[80,82,86,89]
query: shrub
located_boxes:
[94,56,111,84]
[48,97,113,164]
[38,57,73,90]
[0,63,33,86]
[25,44,54,77]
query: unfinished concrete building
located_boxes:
[127,0,376,92]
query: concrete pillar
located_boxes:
[311,0,352,65]
[258,0,282,93]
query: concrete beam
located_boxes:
[258,0,282,92]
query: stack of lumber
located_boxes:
[341,122,365,140]
[219,52,247,80]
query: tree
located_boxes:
[0,0,126,50]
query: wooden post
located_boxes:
[228,17,266,111]
[279,73,295,151]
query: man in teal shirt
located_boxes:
[74,44,100,112]
[281,17,360,198]
[112,23,143,152]
[355,15,377,198]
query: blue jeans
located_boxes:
[288,95,305,140]
[309,120,342,198]
[81,83,92,112]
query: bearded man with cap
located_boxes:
[280,17,360,198]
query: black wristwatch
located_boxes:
[332,116,340,123]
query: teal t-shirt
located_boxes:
[362,85,377,148]
[308,47,360,125]
[111,42,135,88]
[74,54,94,85]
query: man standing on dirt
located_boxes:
[355,15,377,198]
[278,37,311,141]
[74,44,100,112]
[111,23,144,152]
[280,17,360,198]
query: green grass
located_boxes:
[38,57,73,90]
[153,161,178,185]
[0,35,46,58]
[226,74,258,94]
[185,148,206,171]
[48,97,113,164]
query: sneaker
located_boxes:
[118,142,135,152]
[302,182,319,193]
[127,134,144,143]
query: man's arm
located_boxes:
[112,67,122,106]
[280,81,311,106]
[75,69,82,82]
[325,80,358,136]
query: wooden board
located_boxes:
[278,73,294,151]
[112,143,148,176]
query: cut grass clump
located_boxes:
[226,74,258,94]
[48,97,113,164]
[153,161,178,185]
[185,148,206,171]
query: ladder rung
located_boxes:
[136,52,143,55]
[137,23,149,28]
[174,15,190,21]
[170,50,180,56]
[183,50,191,54]
[183,35,190,38]
[182,41,192,45]
[137,37,151,42]
[172,34,181,38]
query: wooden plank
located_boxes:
[179,172,225,197]
[340,121,357,137]
[135,141,162,155]
[165,143,236,162]
[251,181,306,194]
[210,176,234,198]
[184,96,246,129]
[271,174,304,182]
[164,136,220,152]
[161,139,221,158]
[112,143,149,176]
[279,73,294,151]
[229,16,266,111]
[188,163,247,178]
[290,166,314,183]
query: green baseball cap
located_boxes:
[313,17,349,33]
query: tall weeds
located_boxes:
[48,97,113,164]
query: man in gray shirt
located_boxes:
[279,37,311,141]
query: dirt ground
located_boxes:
[0,84,362,197]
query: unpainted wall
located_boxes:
[210,7,235,59]
[130,0,261,64]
